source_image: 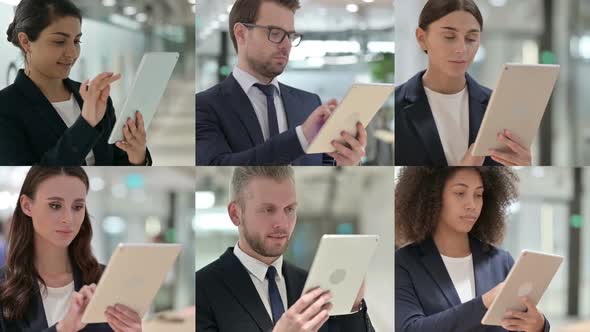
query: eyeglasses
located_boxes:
[241,23,303,47]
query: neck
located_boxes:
[26,67,69,102]
[432,225,471,258]
[34,236,71,277]
[237,60,274,85]
[237,240,279,266]
[422,66,466,94]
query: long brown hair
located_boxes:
[1,167,101,321]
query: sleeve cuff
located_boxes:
[296,125,309,152]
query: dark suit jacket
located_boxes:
[395,70,500,166]
[196,248,373,332]
[0,69,151,166]
[0,264,111,332]
[196,73,332,166]
[395,236,550,332]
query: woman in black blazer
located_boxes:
[395,167,550,332]
[0,0,150,166]
[0,166,142,332]
[395,0,532,167]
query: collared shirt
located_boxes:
[232,66,309,150]
[233,243,289,321]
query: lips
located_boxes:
[460,215,478,222]
[268,233,288,239]
[56,229,73,235]
[449,60,467,64]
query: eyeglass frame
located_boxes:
[240,23,303,46]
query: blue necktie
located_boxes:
[266,266,285,324]
[254,83,280,138]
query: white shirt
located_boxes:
[441,254,476,303]
[233,243,288,322]
[51,95,96,166]
[40,281,75,327]
[424,86,469,166]
[232,66,309,149]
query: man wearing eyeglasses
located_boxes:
[196,0,368,166]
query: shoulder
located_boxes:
[395,242,422,265]
[284,260,307,278]
[395,71,425,109]
[0,83,23,112]
[195,256,224,284]
[483,244,514,269]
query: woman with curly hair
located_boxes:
[395,167,549,332]
[0,166,142,331]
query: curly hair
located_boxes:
[395,167,519,247]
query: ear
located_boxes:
[228,201,241,227]
[416,27,427,53]
[234,22,247,50]
[17,32,31,53]
[19,194,33,218]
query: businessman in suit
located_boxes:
[196,0,367,166]
[196,166,374,332]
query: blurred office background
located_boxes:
[196,1,395,165]
[395,0,590,167]
[195,166,394,331]
[0,166,196,329]
[393,166,590,331]
[0,0,196,166]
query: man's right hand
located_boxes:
[273,288,333,332]
[301,99,338,142]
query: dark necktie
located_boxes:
[266,265,285,324]
[254,83,280,138]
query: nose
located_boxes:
[61,209,73,225]
[63,41,77,58]
[278,35,291,51]
[465,195,476,211]
[455,38,467,54]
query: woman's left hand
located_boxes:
[500,297,545,332]
[105,304,142,332]
[489,129,532,166]
[116,111,147,165]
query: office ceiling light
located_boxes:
[363,0,374,3]
[346,4,359,13]
[123,5,138,16]
[188,0,196,4]
[102,0,116,7]
[489,0,507,7]
[136,12,148,23]
[0,0,19,5]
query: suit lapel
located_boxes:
[469,237,495,296]
[466,74,488,146]
[218,248,273,332]
[283,262,305,307]
[279,84,306,129]
[221,74,265,146]
[402,72,448,166]
[419,238,462,307]
[14,70,68,140]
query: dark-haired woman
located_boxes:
[0,166,142,331]
[395,0,532,166]
[395,167,549,332]
[0,0,151,166]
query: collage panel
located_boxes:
[196,0,394,166]
[195,166,394,331]
[394,0,587,167]
[394,166,590,331]
[0,166,195,331]
[0,0,195,166]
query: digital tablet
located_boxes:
[472,64,560,156]
[108,52,180,144]
[302,234,379,316]
[81,243,182,324]
[481,250,563,326]
[305,84,394,154]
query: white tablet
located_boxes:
[302,234,379,316]
[305,84,394,154]
[81,243,182,324]
[108,52,180,144]
[472,64,560,156]
[481,250,563,326]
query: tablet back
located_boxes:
[481,250,563,326]
[302,235,379,315]
[82,243,182,323]
[306,84,394,154]
[472,64,559,156]
[108,52,179,144]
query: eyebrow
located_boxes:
[451,183,484,189]
[440,27,481,33]
[46,197,86,202]
[50,32,83,38]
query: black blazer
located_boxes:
[196,248,374,332]
[395,236,550,332]
[395,70,500,166]
[0,70,151,166]
[0,264,111,332]
[196,73,332,166]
